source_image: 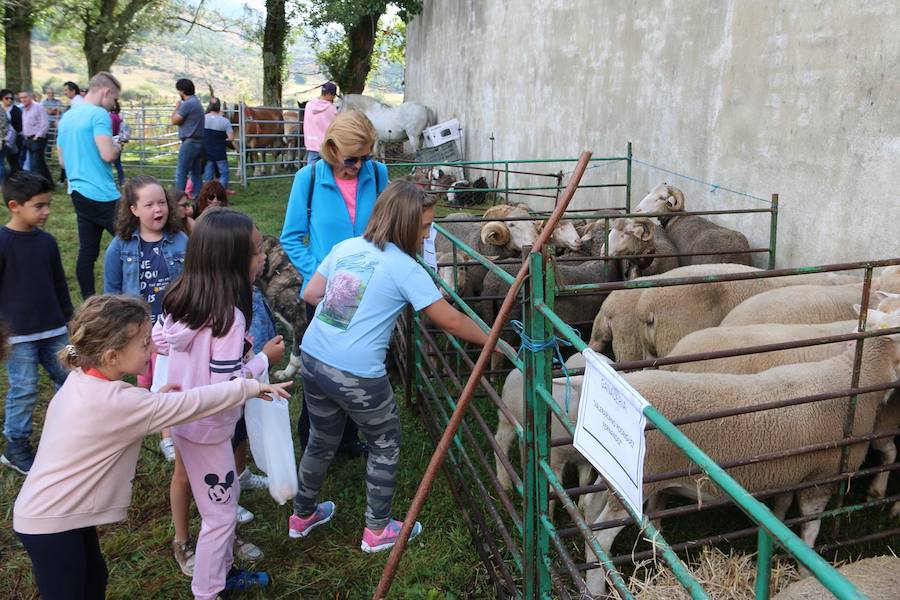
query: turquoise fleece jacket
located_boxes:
[280,158,389,295]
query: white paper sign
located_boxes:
[423,224,437,270]
[573,349,649,517]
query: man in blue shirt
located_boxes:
[56,71,121,299]
[171,78,205,195]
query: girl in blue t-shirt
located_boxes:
[287,180,497,553]
[103,175,188,454]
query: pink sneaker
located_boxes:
[360,518,423,553]
[288,501,335,539]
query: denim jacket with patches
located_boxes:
[103,229,189,297]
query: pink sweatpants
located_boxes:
[172,433,240,600]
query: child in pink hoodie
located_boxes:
[301,81,337,166]
[153,207,285,600]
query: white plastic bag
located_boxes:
[150,354,169,392]
[244,371,299,504]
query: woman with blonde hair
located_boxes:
[281,109,388,456]
[286,180,495,551]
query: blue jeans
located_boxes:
[4,333,69,442]
[175,138,204,194]
[203,159,229,190]
[306,150,321,166]
[114,158,125,186]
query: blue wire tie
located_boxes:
[510,320,575,412]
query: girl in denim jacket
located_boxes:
[103,175,188,453]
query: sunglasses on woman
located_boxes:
[342,154,370,167]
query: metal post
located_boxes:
[238,102,247,187]
[522,249,553,599]
[626,141,633,212]
[768,193,779,270]
[754,529,773,599]
[834,265,875,533]
[504,161,510,205]
[139,103,146,170]
[403,306,415,407]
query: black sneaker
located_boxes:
[1,442,34,475]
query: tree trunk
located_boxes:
[342,11,381,94]
[262,0,289,106]
[4,0,33,92]
[83,38,116,77]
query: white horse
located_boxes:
[338,94,437,154]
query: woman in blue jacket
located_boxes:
[281,110,388,455]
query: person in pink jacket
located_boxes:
[13,294,290,600]
[153,207,285,600]
[302,81,337,166]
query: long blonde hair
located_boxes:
[58,295,149,370]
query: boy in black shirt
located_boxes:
[0,172,72,474]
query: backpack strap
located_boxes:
[374,160,381,194]
[306,163,316,222]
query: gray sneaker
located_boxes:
[172,537,196,577]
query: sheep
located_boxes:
[589,263,762,363]
[666,306,900,502]
[633,266,862,361]
[495,354,593,509]
[583,328,900,596]
[606,216,680,279]
[662,321,856,375]
[878,290,900,314]
[538,218,583,253]
[479,257,622,345]
[773,555,900,600]
[878,265,900,294]
[720,284,876,327]
[479,204,543,258]
[635,263,765,359]
[634,183,753,266]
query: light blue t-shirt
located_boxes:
[57,104,118,201]
[301,237,442,378]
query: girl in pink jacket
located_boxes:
[153,208,285,600]
[14,295,290,600]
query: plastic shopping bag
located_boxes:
[245,371,299,504]
[150,354,169,392]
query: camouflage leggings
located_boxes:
[293,352,401,530]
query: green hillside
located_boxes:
[25,24,403,106]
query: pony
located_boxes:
[338,94,437,155]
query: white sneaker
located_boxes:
[159,437,176,462]
[238,468,268,491]
[236,504,254,524]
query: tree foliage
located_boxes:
[305,0,421,94]
[53,0,178,76]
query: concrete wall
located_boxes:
[405,0,900,268]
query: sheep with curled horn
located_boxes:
[605,216,680,279]
[635,183,753,266]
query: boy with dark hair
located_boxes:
[0,171,72,474]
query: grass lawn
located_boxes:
[0,170,492,599]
